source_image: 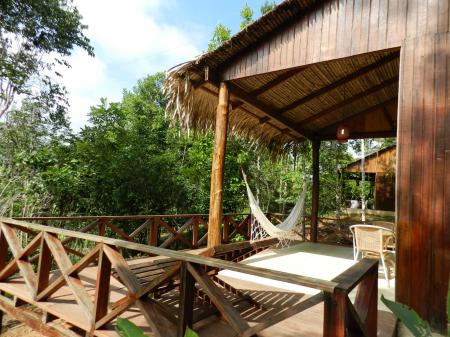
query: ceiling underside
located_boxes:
[223,49,400,141]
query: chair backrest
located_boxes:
[350,225,394,253]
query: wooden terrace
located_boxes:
[0,217,395,337]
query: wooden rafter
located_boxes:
[233,66,308,110]
[251,66,308,96]
[277,53,399,115]
[297,76,398,126]
[227,82,313,139]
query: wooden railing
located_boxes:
[16,213,355,249]
[0,217,378,337]
[14,213,288,253]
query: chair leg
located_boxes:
[380,255,389,287]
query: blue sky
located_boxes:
[62,0,279,130]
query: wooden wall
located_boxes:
[345,146,396,174]
[222,0,450,81]
[396,32,450,331]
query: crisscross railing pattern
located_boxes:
[15,213,280,252]
[0,217,378,337]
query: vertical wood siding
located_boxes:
[396,32,450,331]
[222,0,450,80]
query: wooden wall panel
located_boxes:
[396,32,450,332]
[221,0,450,81]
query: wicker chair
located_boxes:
[349,224,396,287]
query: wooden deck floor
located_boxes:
[0,243,397,337]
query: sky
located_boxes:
[62,0,278,131]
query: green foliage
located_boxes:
[207,24,231,51]
[116,318,148,337]
[240,3,254,29]
[260,1,277,15]
[115,318,199,337]
[0,0,93,117]
[184,327,199,337]
[381,295,433,337]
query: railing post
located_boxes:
[222,215,229,243]
[148,217,158,246]
[354,261,378,337]
[93,245,111,327]
[36,235,52,296]
[177,262,195,337]
[192,217,199,247]
[323,290,347,337]
[98,219,106,237]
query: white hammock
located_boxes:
[242,171,307,245]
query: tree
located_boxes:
[260,1,277,15]
[240,3,254,29]
[207,24,231,51]
[0,0,93,117]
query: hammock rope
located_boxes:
[242,170,307,246]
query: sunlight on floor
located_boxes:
[219,242,395,310]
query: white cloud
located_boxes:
[61,0,202,131]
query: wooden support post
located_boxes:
[208,82,230,248]
[396,33,450,332]
[311,137,320,242]
[177,263,195,337]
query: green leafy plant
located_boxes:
[115,318,200,337]
[381,295,432,337]
[116,318,148,337]
[184,327,200,337]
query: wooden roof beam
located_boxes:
[297,76,398,127]
[277,52,399,115]
[317,97,398,138]
[227,82,313,140]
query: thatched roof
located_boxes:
[164,0,319,152]
[163,0,399,152]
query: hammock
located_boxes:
[242,171,307,245]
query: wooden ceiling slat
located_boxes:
[277,52,399,115]
[297,76,398,126]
